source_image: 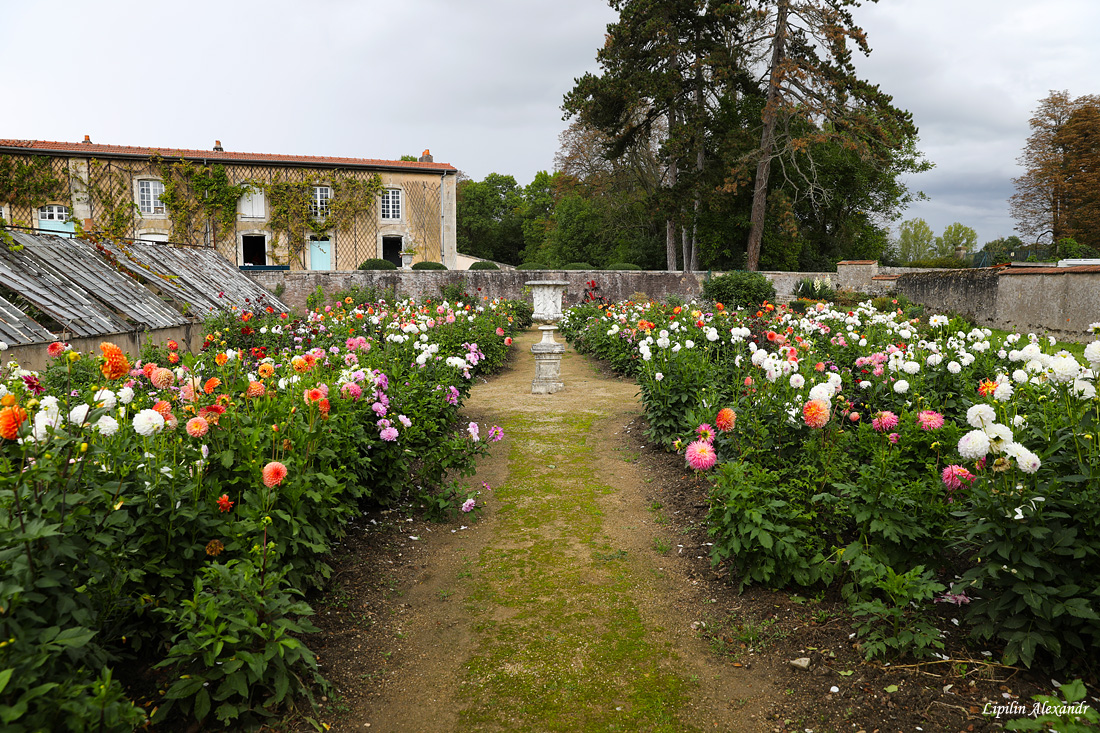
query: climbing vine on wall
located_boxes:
[0,155,68,212]
[258,170,383,265]
[155,158,247,246]
[81,159,139,242]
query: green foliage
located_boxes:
[701,271,776,308]
[305,285,325,312]
[357,258,397,270]
[892,218,935,263]
[904,256,971,269]
[153,547,325,727]
[82,159,139,241]
[0,155,67,209]
[411,260,447,270]
[793,276,835,301]
[935,222,978,257]
[263,172,383,264]
[456,173,524,264]
[156,158,247,245]
[560,262,593,270]
[516,262,545,270]
[439,279,469,302]
[604,262,642,270]
[1006,679,1100,731]
[707,462,829,591]
[468,261,500,270]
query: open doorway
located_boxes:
[382,236,403,267]
[241,234,267,266]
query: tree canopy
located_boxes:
[1010,90,1100,251]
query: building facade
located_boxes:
[0,138,459,270]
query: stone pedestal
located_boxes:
[531,325,565,394]
[526,280,569,323]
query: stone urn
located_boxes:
[531,325,565,394]
[400,251,415,270]
[526,280,569,322]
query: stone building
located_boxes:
[0,137,458,270]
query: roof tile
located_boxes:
[0,139,456,172]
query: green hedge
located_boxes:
[701,271,776,309]
[468,261,500,271]
[412,261,447,270]
[358,258,397,270]
[604,262,642,270]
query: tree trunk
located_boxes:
[666,219,678,271]
[746,0,790,272]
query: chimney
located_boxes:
[213,140,224,151]
[418,149,433,163]
[82,135,92,144]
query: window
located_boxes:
[381,188,401,220]
[38,204,69,221]
[311,186,331,219]
[138,180,166,215]
[239,186,265,219]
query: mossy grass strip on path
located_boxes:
[457,329,700,732]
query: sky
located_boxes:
[2,0,1098,247]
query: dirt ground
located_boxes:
[293,327,1062,733]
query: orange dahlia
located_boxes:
[152,400,172,418]
[99,342,130,381]
[0,405,28,440]
[151,367,175,389]
[802,399,831,429]
[47,341,66,359]
[142,362,158,378]
[203,377,221,395]
[185,416,210,438]
[215,353,228,367]
[246,381,265,398]
[715,408,736,432]
[258,363,275,379]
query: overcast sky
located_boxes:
[2,0,1098,247]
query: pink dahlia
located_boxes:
[185,416,209,438]
[262,461,288,488]
[696,423,715,443]
[941,464,975,491]
[685,440,717,471]
[917,410,945,431]
[871,411,899,433]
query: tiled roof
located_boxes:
[0,139,456,172]
[1000,265,1100,275]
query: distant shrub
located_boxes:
[468,261,500,270]
[701,271,776,309]
[516,262,545,270]
[793,276,835,301]
[358,258,397,270]
[561,262,594,270]
[905,256,970,269]
[604,262,642,270]
[412,261,447,270]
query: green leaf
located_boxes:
[884,684,898,693]
[0,669,12,696]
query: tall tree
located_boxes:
[1010,90,1100,245]
[740,0,924,270]
[894,218,934,263]
[455,173,525,263]
[563,0,749,272]
[1057,103,1100,250]
[935,222,977,257]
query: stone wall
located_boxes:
[4,322,206,372]
[244,269,847,312]
[895,265,1100,342]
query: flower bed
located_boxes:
[560,298,1100,674]
[0,294,528,730]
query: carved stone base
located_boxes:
[531,325,565,394]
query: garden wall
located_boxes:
[896,265,1100,342]
[4,322,206,372]
[245,269,842,313]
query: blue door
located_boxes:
[310,237,332,270]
